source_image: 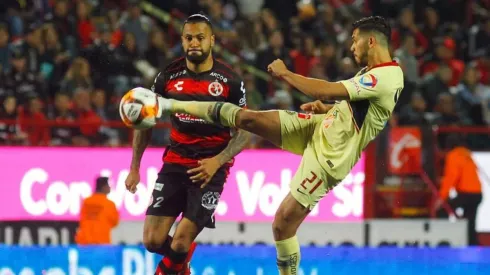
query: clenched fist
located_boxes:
[267,59,289,77]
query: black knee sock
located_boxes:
[159,248,187,274]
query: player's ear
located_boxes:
[211,34,215,47]
[368,36,376,48]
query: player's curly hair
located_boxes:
[352,16,391,46]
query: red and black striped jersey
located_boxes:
[151,57,247,168]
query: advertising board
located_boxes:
[0,148,365,222]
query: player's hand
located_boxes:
[267,59,289,77]
[187,157,221,188]
[125,169,140,194]
[300,100,333,114]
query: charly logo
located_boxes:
[201,191,220,210]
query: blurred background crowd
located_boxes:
[0,0,490,148]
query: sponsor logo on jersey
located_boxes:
[358,74,378,88]
[175,113,209,124]
[210,72,228,83]
[169,70,187,80]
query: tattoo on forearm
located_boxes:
[217,130,251,166]
[131,129,152,170]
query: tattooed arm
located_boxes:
[216,128,251,166]
[130,129,153,170]
[125,129,153,193]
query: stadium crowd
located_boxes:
[0,0,490,147]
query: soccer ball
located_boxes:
[119,87,162,130]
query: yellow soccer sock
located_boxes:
[275,236,301,275]
[168,99,241,127]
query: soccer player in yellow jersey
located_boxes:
[156,16,403,274]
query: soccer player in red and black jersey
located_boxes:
[124,14,251,275]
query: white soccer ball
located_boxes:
[119,87,162,130]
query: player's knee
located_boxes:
[235,110,259,131]
[171,233,193,253]
[143,231,167,253]
[272,208,292,239]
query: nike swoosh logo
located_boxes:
[296,188,308,195]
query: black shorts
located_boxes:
[146,164,228,230]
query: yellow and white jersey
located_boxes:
[316,61,404,180]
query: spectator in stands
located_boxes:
[60,57,93,96]
[113,32,143,96]
[421,7,441,55]
[19,95,50,146]
[318,41,339,81]
[433,93,471,126]
[392,8,428,54]
[338,57,357,80]
[290,34,317,77]
[72,88,102,145]
[207,0,238,42]
[419,64,452,112]
[436,134,482,246]
[264,84,294,111]
[49,92,78,146]
[76,176,119,245]
[19,21,44,73]
[455,66,490,125]
[255,29,292,97]
[397,92,429,126]
[235,0,263,17]
[120,0,153,55]
[313,4,341,44]
[260,9,281,38]
[76,0,96,50]
[0,24,11,72]
[145,28,172,72]
[80,23,115,89]
[394,34,419,109]
[473,51,490,85]
[308,60,328,81]
[41,25,71,89]
[243,72,263,110]
[92,88,120,146]
[3,0,41,38]
[4,48,44,105]
[47,0,77,55]
[0,95,27,145]
[421,37,465,87]
[235,18,267,62]
[468,17,490,59]
[395,34,419,84]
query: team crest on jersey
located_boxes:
[358,74,378,88]
[208,81,224,96]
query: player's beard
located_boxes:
[186,48,212,64]
[356,43,370,67]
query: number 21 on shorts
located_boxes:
[298,171,323,194]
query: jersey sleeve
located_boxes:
[227,78,247,108]
[150,72,166,96]
[339,72,383,101]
